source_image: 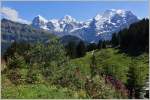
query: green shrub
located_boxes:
[7,53,27,69]
[55,64,85,90]
[26,63,44,84]
[7,68,22,85]
[85,75,124,99]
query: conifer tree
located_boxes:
[97,40,102,49]
[65,41,77,58]
[111,33,118,47]
[76,41,86,57]
[127,59,147,99]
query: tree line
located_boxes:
[65,40,111,59]
[111,18,149,55]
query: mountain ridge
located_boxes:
[32,9,139,42]
[1,18,56,54]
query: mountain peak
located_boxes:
[32,15,48,29]
[94,14,102,21]
[102,9,134,18]
[31,9,138,42]
[62,15,76,23]
[34,15,48,22]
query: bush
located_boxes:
[85,75,124,99]
[55,65,85,90]
[3,41,31,62]
[7,69,22,85]
[7,53,27,69]
[26,65,44,84]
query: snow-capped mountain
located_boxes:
[32,9,138,42]
[32,15,48,30]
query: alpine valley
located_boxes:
[1,9,138,53]
[1,6,149,99]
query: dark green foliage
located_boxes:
[7,53,27,69]
[3,41,31,62]
[6,53,28,85]
[76,41,86,57]
[97,40,102,49]
[102,41,106,48]
[86,43,97,52]
[111,33,119,47]
[65,41,77,58]
[86,40,111,52]
[112,18,149,55]
[65,40,86,58]
[60,35,82,46]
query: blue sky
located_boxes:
[1,1,149,22]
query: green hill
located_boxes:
[71,48,148,84]
[2,48,148,99]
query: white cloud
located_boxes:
[0,7,30,24]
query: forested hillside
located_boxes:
[1,18,56,54]
[111,18,149,55]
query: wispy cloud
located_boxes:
[0,7,30,24]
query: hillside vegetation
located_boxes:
[2,47,148,99]
[1,19,149,99]
[1,18,56,55]
[71,48,148,84]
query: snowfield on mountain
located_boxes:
[32,9,138,42]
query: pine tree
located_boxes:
[90,50,97,78]
[117,19,149,55]
[127,59,148,99]
[7,52,26,69]
[97,40,102,49]
[102,41,106,48]
[86,43,97,52]
[65,41,77,58]
[111,33,118,47]
[76,41,86,57]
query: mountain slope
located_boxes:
[1,18,56,54]
[70,48,148,84]
[59,35,83,46]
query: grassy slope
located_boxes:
[2,48,148,99]
[2,84,76,99]
[71,48,148,83]
[2,76,87,99]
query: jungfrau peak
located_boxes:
[31,9,138,42]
